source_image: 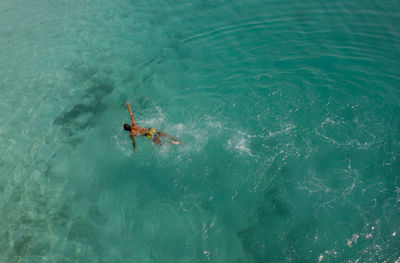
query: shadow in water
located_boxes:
[54,64,115,145]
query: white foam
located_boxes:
[226,130,257,158]
[236,137,255,157]
[140,106,167,128]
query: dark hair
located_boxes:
[123,123,131,131]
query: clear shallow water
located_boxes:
[1,0,400,262]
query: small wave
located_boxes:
[181,17,292,44]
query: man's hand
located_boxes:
[130,133,136,150]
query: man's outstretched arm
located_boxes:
[130,133,136,150]
[126,102,136,126]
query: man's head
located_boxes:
[123,123,132,131]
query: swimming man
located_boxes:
[123,102,181,149]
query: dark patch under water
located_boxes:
[54,64,115,143]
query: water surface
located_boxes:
[1,0,400,262]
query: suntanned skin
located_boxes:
[125,102,180,150]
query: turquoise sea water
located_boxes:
[1,0,400,262]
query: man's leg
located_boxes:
[158,132,180,143]
[153,136,161,145]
